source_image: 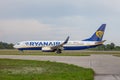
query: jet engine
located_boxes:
[42,46,55,52]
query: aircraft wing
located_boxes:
[51,36,70,49]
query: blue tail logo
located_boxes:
[83,24,106,41]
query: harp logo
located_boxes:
[96,31,104,38]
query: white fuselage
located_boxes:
[14,41,98,51]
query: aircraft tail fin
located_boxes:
[83,24,106,41]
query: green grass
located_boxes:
[0,49,90,56]
[113,54,120,57]
[0,49,120,56]
[0,59,94,80]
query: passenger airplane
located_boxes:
[14,24,106,53]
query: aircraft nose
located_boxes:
[13,44,19,49]
[13,45,16,48]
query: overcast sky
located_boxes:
[0,0,120,45]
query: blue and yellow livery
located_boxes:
[14,24,106,53]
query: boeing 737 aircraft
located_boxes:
[14,24,106,53]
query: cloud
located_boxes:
[0,19,56,42]
[0,18,93,43]
[0,0,120,45]
[0,19,51,34]
[0,19,82,42]
[1,0,120,19]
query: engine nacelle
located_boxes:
[42,46,55,52]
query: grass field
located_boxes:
[0,49,120,56]
[0,59,94,80]
[0,49,90,56]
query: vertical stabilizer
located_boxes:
[83,24,106,41]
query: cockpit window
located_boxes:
[17,43,20,45]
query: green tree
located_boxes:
[95,44,106,50]
[110,43,115,50]
[0,42,14,49]
[115,46,120,51]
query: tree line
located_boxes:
[0,42,14,49]
[0,42,120,51]
[90,43,120,51]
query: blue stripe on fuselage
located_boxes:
[18,45,98,51]
[63,45,98,50]
[18,47,42,51]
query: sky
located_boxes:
[0,0,120,45]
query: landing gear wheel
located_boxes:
[56,49,62,54]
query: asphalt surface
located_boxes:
[0,55,120,80]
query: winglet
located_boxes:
[63,36,70,44]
